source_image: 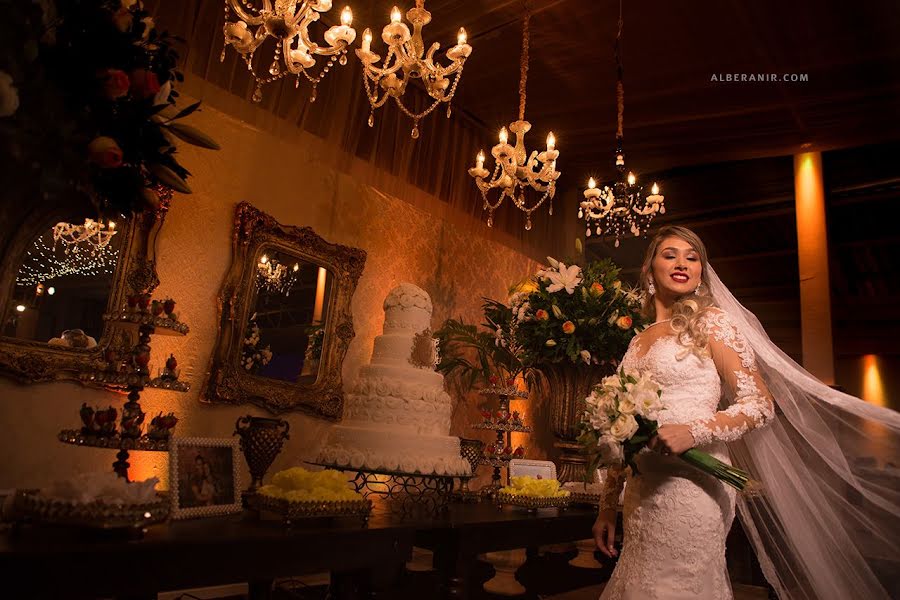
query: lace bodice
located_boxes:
[599,308,775,511]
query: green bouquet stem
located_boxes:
[678,448,756,492]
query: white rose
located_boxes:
[609,414,639,443]
[617,397,637,415]
[0,71,19,118]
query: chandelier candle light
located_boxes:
[356,1,472,139]
[579,0,664,247]
[257,253,300,296]
[469,3,560,231]
[221,0,357,103]
[52,219,118,254]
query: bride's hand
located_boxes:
[592,509,618,557]
[648,424,695,455]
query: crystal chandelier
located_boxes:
[579,0,664,247]
[17,231,119,287]
[468,3,560,231]
[52,219,118,255]
[221,0,357,103]
[257,254,299,295]
[356,1,472,139]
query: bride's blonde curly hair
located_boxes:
[640,225,718,352]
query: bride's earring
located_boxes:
[648,279,656,295]
[694,283,702,295]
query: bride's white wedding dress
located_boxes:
[599,308,776,600]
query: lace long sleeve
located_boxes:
[599,464,627,511]
[687,309,776,446]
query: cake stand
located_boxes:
[472,385,531,495]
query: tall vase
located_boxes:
[234,415,290,498]
[536,363,607,483]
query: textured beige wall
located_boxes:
[0,103,545,489]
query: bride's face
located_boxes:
[650,236,702,298]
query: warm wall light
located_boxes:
[862,354,886,407]
[15,304,25,312]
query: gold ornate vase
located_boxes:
[536,363,607,482]
[234,415,290,495]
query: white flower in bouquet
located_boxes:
[609,413,639,442]
[516,301,531,323]
[538,258,583,294]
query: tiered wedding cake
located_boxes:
[316,283,471,476]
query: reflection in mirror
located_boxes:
[244,248,332,384]
[3,217,127,348]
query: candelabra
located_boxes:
[579,0,665,247]
[355,1,472,139]
[468,4,559,231]
[221,0,356,103]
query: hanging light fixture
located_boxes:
[356,1,472,139]
[579,0,665,247]
[468,2,560,231]
[256,254,300,296]
[221,1,357,103]
[51,219,118,254]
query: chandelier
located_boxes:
[52,219,118,255]
[257,254,299,295]
[468,3,559,231]
[221,0,357,103]
[17,231,119,287]
[356,1,472,139]
[579,0,664,247]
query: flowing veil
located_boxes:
[706,264,900,600]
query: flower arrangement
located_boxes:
[578,368,756,491]
[1,0,218,217]
[304,327,325,362]
[506,257,645,367]
[242,313,273,373]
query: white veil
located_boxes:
[707,263,900,600]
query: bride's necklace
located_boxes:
[643,318,672,331]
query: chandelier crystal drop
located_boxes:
[221,0,357,104]
[356,1,472,139]
[52,219,118,254]
[256,254,299,296]
[468,3,559,231]
[579,0,664,247]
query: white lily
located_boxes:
[544,262,582,294]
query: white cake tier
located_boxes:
[358,363,444,387]
[371,332,417,364]
[383,283,433,332]
[343,377,452,436]
[316,425,472,476]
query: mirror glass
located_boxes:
[243,248,333,384]
[2,217,128,348]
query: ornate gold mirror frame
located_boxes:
[203,202,366,418]
[0,203,169,383]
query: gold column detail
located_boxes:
[794,151,835,384]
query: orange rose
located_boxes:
[87,137,123,168]
[616,315,633,330]
[101,69,130,99]
[535,309,549,321]
[130,69,161,99]
[590,282,604,296]
[562,321,576,334]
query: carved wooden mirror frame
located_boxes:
[0,203,169,384]
[203,202,366,418]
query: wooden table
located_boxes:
[0,503,602,599]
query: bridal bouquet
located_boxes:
[578,369,755,491]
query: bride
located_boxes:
[592,226,900,600]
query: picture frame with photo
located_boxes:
[169,437,242,519]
